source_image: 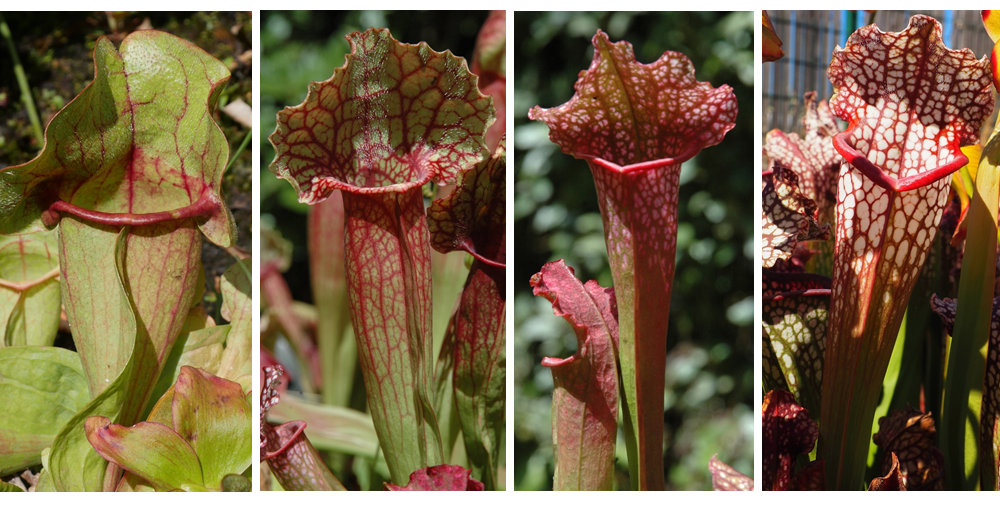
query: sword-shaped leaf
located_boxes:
[531,259,618,491]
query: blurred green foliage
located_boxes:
[260,11,488,303]
[513,11,754,490]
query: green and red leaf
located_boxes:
[471,10,506,152]
[384,464,484,491]
[762,271,830,417]
[819,15,993,490]
[429,138,506,489]
[531,260,619,491]
[0,230,61,347]
[260,366,346,491]
[0,30,234,246]
[528,29,736,490]
[269,27,495,483]
[84,416,204,492]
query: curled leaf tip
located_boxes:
[763,389,819,490]
[528,29,737,170]
[269,27,495,205]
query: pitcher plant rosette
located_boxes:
[264,14,506,491]
[0,20,253,493]
[762,12,1000,491]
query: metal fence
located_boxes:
[763,10,995,134]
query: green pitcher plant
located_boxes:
[0,30,252,492]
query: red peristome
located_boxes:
[44,191,218,227]
[384,464,484,491]
[531,260,618,490]
[820,15,994,490]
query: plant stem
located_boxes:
[0,14,43,145]
[941,131,1000,491]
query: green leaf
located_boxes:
[217,258,252,381]
[84,416,204,491]
[143,309,230,420]
[47,228,146,491]
[221,473,251,492]
[171,366,251,488]
[267,392,380,458]
[0,481,24,492]
[0,230,61,347]
[0,347,90,475]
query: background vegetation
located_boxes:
[513,11,754,490]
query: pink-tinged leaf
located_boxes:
[530,260,618,491]
[0,31,234,246]
[260,366,346,491]
[872,407,944,491]
[819,15,993,490]
[269,27,495,484]
[384,464,484,491]
[762,271,831,418]
[308,192,353,407]
[762,389,819,491]
[261,264,318,393]
[763,92,843,222]
[472,11,506,152]
[708,455,754,491]
[429,139,506,489]
[930,294,1000,490]
[528,29,736,490]
[762,11,784,62]
[171,366,251,488]
[762,166,831,269]
[868,452,906,491]
[84,416,204,492]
